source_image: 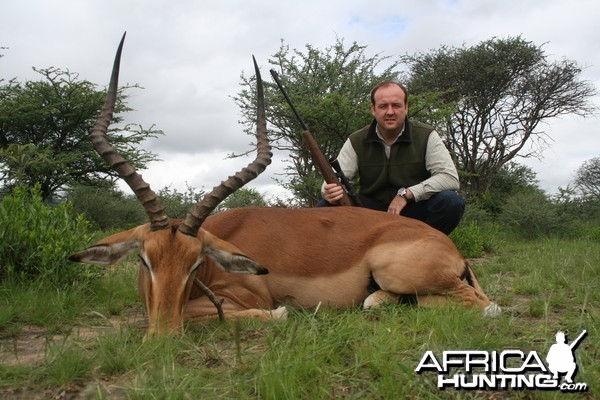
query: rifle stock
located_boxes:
[302,131,353,206]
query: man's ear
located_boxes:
[200,230,268,275]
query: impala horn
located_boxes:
[178,56,272,237]
[89,32,169,231]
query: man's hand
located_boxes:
[387,188,414,215]
[387,195,407,215]
[323,183,345,204]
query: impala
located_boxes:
[70,34,500,336]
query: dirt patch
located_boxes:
[0,310,146,400]
[0,311,146,367]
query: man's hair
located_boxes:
[370,81,408,105]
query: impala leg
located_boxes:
[369,250,499,315]
[363,290,450,309]
[441,278,492,308]
[184,297,288,322]
[365,280,500,317]
[363,290,401,309]
[417,287,501,317]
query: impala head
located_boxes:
[69,33,272,336]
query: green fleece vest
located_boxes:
[349,119,433,206]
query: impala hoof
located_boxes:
[363,290,398,309]
[483,302,501,317]
[271,306,289,320]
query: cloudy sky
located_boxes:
[2,0,599,200]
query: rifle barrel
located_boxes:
[270,69,355,207]
[269,69,309,131]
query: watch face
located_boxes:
[398,188,410,201]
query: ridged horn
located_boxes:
[89,32,169,231]
[178,56,271,237]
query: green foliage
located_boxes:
[214,187,267,213]
[68,184,269,230]
[234,38,401,205]
[583,225,600,241]
[0,144,56,196]
[0,261,138,333]
[553,185,600,239]
[280,169,324,208]
[67,183,147,230]
[459,159,599,241]
[497,188,561,239]
[574,156,600,198]
[0,67,162,199]
[450,221,486,258]
[404,36,596,194]
[0,185,96,286]
[157,184,206,219]
[469,163,539,215]
[465,183,600,241]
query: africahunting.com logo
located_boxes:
[415,330,588,392]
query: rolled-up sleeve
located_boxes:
[409,131,460,202]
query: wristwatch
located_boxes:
[397,187,411,202]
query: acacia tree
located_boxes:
[574,156,600,198]
[233,38,400,206]
[404,36,596,195]
[0,67,162,199]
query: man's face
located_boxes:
[370,84,408,136]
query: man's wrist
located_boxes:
[397,187,413,202]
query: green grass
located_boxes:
[0,238,598,399]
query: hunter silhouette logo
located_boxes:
[415,330,588,392]
[546,330,587,384]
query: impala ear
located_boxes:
[69,226,147,265]
[200,230,268,275]
[69,240,140,265]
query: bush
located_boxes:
[498,189,560,239]
[450,221,486,258]
[0,185,97,286]
[157,185,206,219]
[569,222,600,241]
[68,184,147,230]
[586,225,600,241]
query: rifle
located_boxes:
[269,69,356,207]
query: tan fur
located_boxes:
[71,206,496,336]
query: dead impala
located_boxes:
[70,34,500,337]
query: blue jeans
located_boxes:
[316,190,465,235]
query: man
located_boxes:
[319,81,464,235]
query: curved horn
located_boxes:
[178,56,271,237]
[90,32,169,231]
